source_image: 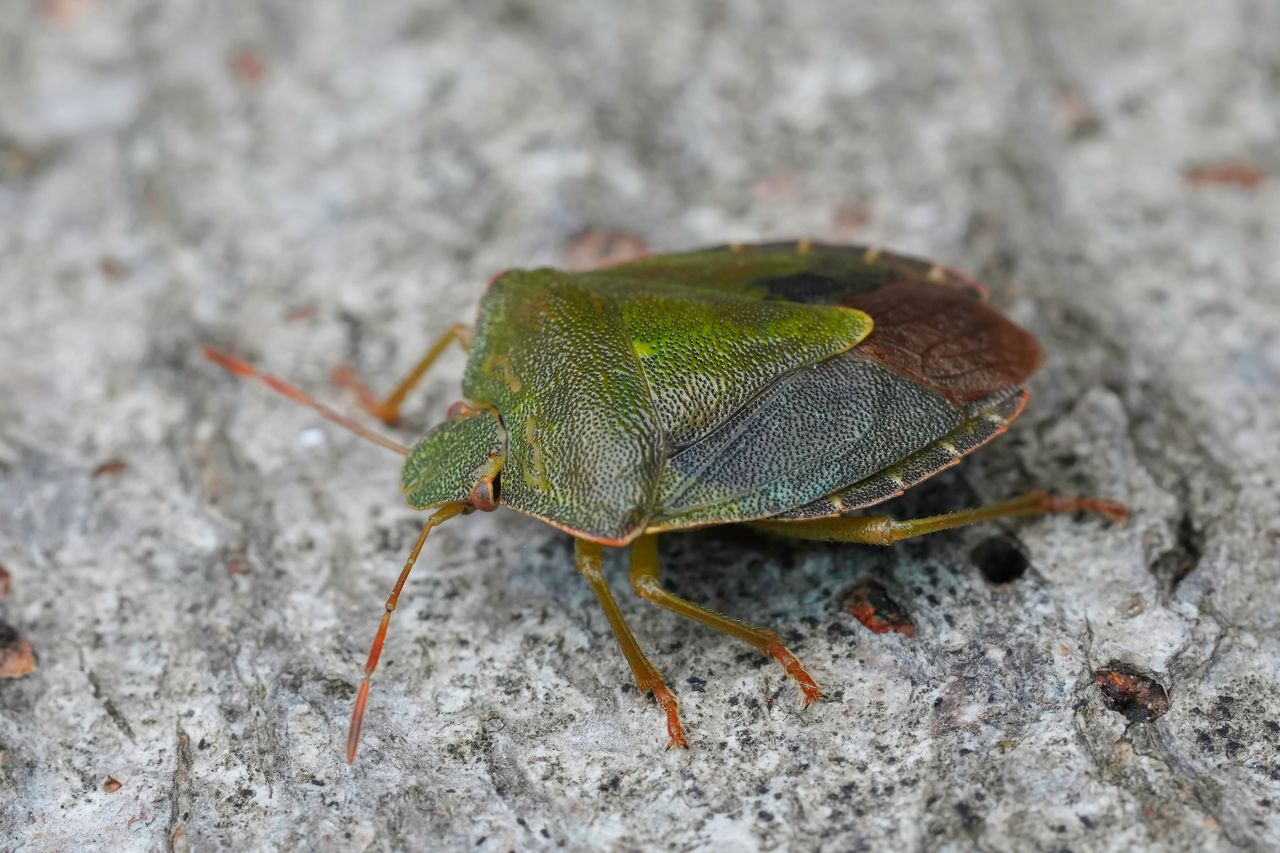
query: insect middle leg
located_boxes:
[749,490,1127,544]
[628,534,823,706]
[575,539,688,748]
[332,322,474,424]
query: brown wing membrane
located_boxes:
[843,281,1044,410]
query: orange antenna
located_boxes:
[346,502,466,763]
[202,346,411,456]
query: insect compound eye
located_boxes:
[469,476,499,512]
[446,400,477,420]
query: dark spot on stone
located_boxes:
[1225,740,1244,758]
[826,620,857,640]
[1151,508,1204,591]
[955,800,982,832]
[322,677,356,700]
[1094,667,1170,723]
[846,580,915,636]
[600,775,621,792]
[970,536,1029,584]
[686,676,706,692]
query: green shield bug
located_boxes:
[203,240,1126,762]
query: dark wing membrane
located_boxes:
[651,351,964,530]
[770,390,1029,521]
[608,241,989,305]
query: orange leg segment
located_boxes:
[202,346,411,456]
[750,489,1127,544]
[332,323,474,425]
[629,535,823,706]
[346,502,466,763]
[575,539,688,749]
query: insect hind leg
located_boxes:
[332,323,474,425]
[750,490,1127,544]
[629,535,823,706]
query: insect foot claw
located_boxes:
[764,636,824,706]
[649,682,689,749]
[1086,498,1129,525]
[1043,493,1129,525]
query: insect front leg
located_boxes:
[750,490,1127,544]
[346,502,466,763]
[574,539,688,749]
[628,535,823,706]
[332,322,475,425]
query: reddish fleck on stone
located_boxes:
[830,202,873,236]
[0,622,37,679]
[1057,88,1100,138]
[0,562,10,600]
[42,0,93,24]
[99,256,127,280]
[750,171,798,199]
[1095,668,1170,723]
[285,305,316,322]
[1184,162,1266,190]
[563,231,649,271]
[231,47,267,83]
[847,580,915,636]
[93,458,127,477]
[103,777,123,793]
[227,557,253,576]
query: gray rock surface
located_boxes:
[2,1,1278,850]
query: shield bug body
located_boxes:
[203,241,1125,761]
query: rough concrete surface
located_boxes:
[1,1,1278,851]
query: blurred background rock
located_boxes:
[1,1,1277,850]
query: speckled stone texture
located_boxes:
[2,2,1278,851]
